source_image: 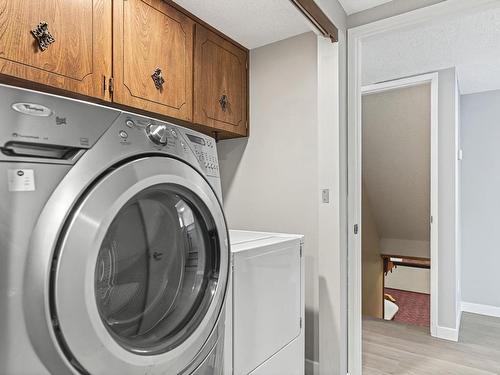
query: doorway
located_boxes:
[346,2,500,374]
[361,76,438,333]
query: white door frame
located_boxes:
[347,1,500,374]
[362,72,439,332]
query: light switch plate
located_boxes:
[322,189,329,203]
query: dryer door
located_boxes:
[51,157,228,375]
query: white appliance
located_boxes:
[229,230,305,375]
[0,84,230,375]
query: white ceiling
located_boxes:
[173,0,312,49]
[338,0,392,15]
[362,84,431,241]
[362,5,500,94]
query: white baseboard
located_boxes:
[433,309,462,342]
[435,325,459,342]
[305,358,319,375]
[462,301,500,318]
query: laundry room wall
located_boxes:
[217,29,343,374]
[218,31,320,369]
[461,89,500,313]
[317,30,345,375]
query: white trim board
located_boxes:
[462,302,500,318]
[435,309,462,342]
[435,325,459,342]
[346,1,500,374]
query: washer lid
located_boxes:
[51,157,229,375]
[229,230,303,254]
[229,230,274,244]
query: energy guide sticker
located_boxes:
[8,169,35,192]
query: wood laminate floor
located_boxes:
[363,313,500,374]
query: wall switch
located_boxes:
[458,149,463,160]
[322,189,329,203]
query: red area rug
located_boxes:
[385,288,430,327]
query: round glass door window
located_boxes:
[94,184,220,355]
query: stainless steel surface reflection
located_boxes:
[0,83,228,375]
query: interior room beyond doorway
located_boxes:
[361,80,434,332]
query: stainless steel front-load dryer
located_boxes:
[0,84,229,375]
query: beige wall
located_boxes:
[362,188,383,319]
[362,84,431,247]
[385,266,430,294]
[217,32,321,365]
[461,89,500,308]
[317,35,346,375]
[379,238,430,258]
[218,30,346,374]
[316,2,348,375]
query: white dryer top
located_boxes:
[228,230,303,254]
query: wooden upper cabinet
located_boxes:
[194,24,248,137]
[0,0,248,138]
[113,0,194,121]
[0,0,112,100]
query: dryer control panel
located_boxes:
[183,133,219,178]
[119,114,220,179]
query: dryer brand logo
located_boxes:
[11,102,52,117]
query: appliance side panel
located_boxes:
[0,162,71,374]
[233,241,301,375]
[248,338,303,375]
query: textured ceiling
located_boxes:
[362,84,431,241]
[338,0,392,15]
[173,0,312,49]
[362,5,500,94]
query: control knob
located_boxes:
[146,123,168,145]
[125,119,135,128]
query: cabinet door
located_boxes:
[194,25,248,137]
[113,0,194,121]
[0,0,112,100]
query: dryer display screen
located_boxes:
[186,134,206,146]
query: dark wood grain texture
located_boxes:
[113,0,194,121]
[0,0,112,100]
[194,24,248,137]
[382,254,431,270]
[0,0,249,139]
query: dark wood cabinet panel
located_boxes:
[194,24,248,137]
[113,0,194,121]
[0,1,250,138]
[0,0,112,101]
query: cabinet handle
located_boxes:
[151,68,165,90]
[31,22,55,51]
[219,94,228,112]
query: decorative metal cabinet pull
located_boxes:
[219,94,228,112]
[31,22,55,51]
[151,68,165,90]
